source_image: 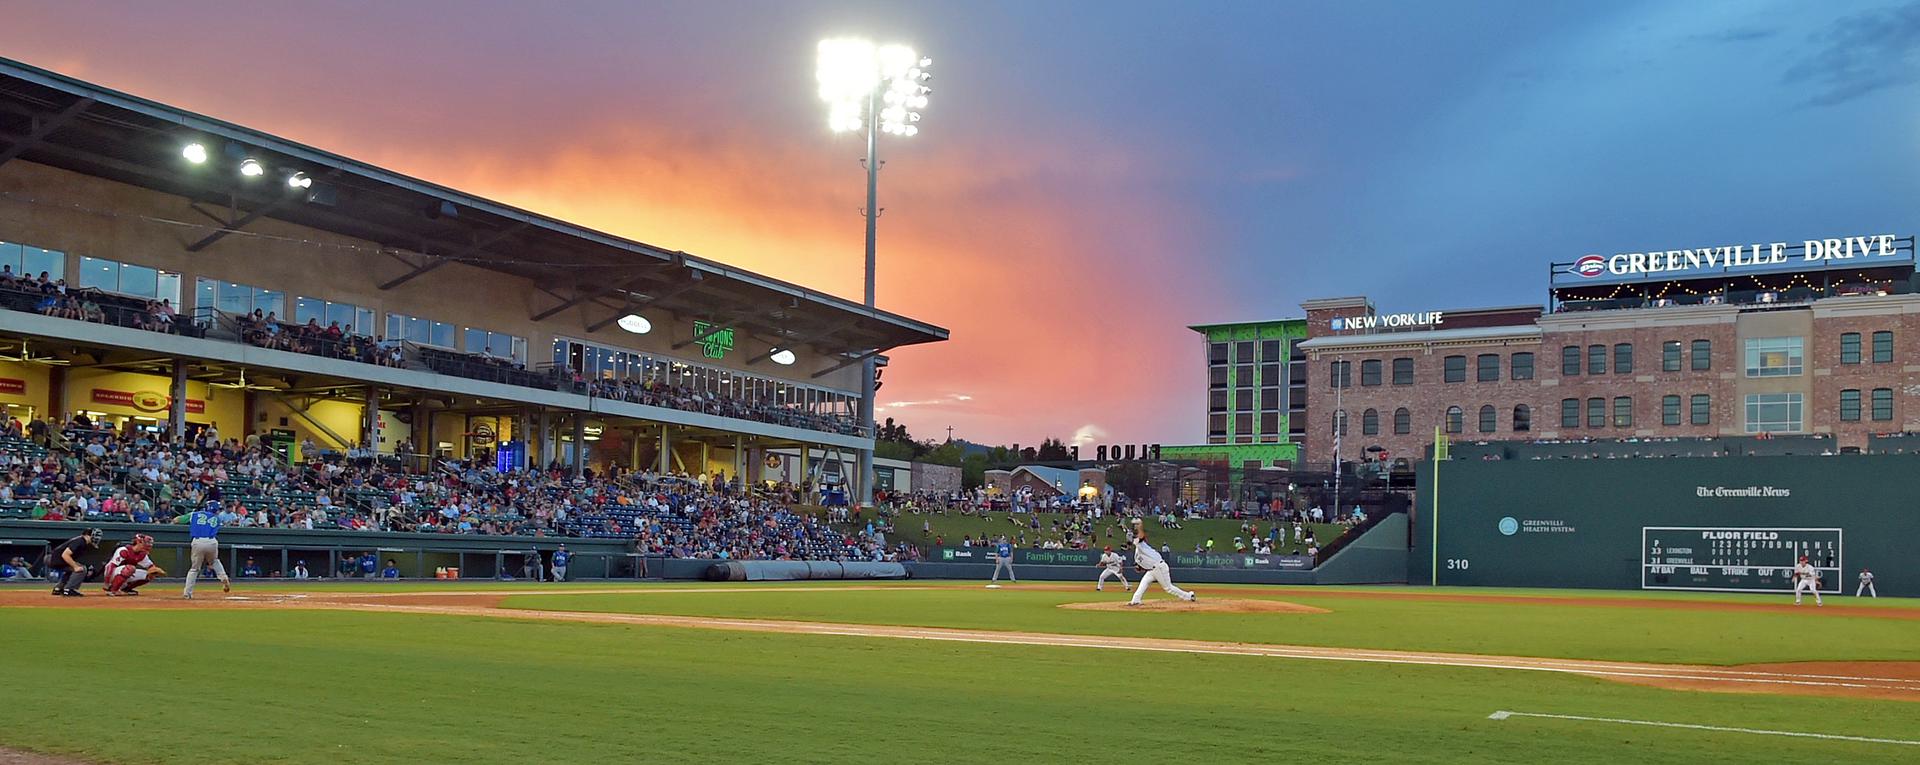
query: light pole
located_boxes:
[817,38,933,508]
[1331,356,1344,524]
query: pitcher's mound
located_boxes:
[1061,598,1328,614]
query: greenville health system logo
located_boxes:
[1497,517,1519,536]
[1572,254,1607,278]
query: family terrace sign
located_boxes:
[1549,233,1913,287]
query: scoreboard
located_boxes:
[1641,527,1841,593]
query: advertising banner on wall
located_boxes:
[933,547,1311,570]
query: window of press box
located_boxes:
[0,241,67,282]
[295,297,376,335]
[196,277,283,317]
[78,256,180,303]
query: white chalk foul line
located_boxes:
[1488,710,1920,746]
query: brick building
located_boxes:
[1210,235,1920,466]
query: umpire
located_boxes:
[48,527,103,597]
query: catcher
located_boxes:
[102,534,165,596]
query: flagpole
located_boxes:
[1331,356,1343,530]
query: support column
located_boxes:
[571,414,584,477]
[734,435,745,492]
[363,386,380,451]
[659,425,672,473]
[169,360,188,443]
[700,441,711,480]
[800,445,811,492]
[537,410,552,469]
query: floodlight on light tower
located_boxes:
[815,37,933,509]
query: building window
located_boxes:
[1743,337,1803,377]
[1587,345,1606,375]
[295,297,376,336]
[1209,342,1228,365]
[1586,397,1605,428]
[1234,341,1254,364]
[1873,331,1894,363]
[1840,332,1861,365]
[1260,339,1280,361]
[1561,346,1581,376]
[1235,413,1253,435]
[1260,388,1280,411]
[1259,412,1280,434]
[1443,355,1466,383]
[1329,360,1351,389]
[1613,396,1633,428]
[1478,405,1496,433]
[1691,394,1711,426]
[1391,357,1414,385]
[1393,407,1411,435]
[1209,367,1228,389]
[1744,393,1803,433]
[1235,385,1254,412]
[1662,341,1681,372]
[1560,398,1580,428]
[1511,352,1534,381]
[1209,390,1227,412]
[464,328,528,365]
[1362,408,1379,436]
[1208,414,1227,437]
[1512,405,1531,432]
[1840,389,1861,422]
[386,312,456,349]
[79,256,181,303]
[1444,406,1463,434]
[1360,359,1382,386]
[195,277,284,317]
[1662,395,1681,426]
[1332,410,1347,436]
[1613,343,1633,374]
[1476,354,1500,382]
[1691,339,1711,371]
[1873,388,1894,421]
[0,241,66,281]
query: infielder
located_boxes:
[1094,546,1128,591]
[1128,524,1196,606]
[1791,555,1821,606]
[102,534,165,596]
[991,538,1016,583]
[1857,567,1877,598]
[182,497,232,599]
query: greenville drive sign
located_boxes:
[1552,233,1911,286]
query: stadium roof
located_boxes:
[0,57,947,364]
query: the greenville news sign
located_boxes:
[934,547,1310,570]
[1548,233,1914,288]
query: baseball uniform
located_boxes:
[103,544,156,594]
[991,541,1016,583]
[1792,561,1822,606]
[1857,570,1877,598]
[1096,551,1128,591]
[1130,538,1195,605]
[182,504,231,598]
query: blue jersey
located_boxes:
[997,542,1012,558]
[359,555,377,573]
[553,550,570,566]
[189,508,222,538]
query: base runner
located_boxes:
[182,496,232,599]
[1095,546,1128,591]
[1791,555,1821,606]
[1857,567,1877,597]
[990,538,1016,584]
[103,534,165,596]
[1127,523,1196,606]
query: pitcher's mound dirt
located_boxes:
[1600,660,1920,702]
[1061,598,1328,614]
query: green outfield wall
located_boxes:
[1412,455,1914,597]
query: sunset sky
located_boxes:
[7,1,1920,447]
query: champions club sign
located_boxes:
[1550,233,1914,288]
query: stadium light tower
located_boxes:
[817,38,932,507]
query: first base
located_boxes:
[985,584,1002,589]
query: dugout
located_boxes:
[1413,454,1916,596]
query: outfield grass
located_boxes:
[2,606,1915,764]
[505,586,1920,665]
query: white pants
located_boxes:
[1793,578,1822,604]
[992,556,1016,582]
[1131,563,1193,604]
[1096,568,1128,589]
[1857,583,1877,597]
[551,565,567,582]
[183,538,228,596]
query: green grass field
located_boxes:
[1,582,1915,764]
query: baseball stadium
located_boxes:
[2,31,1919,765]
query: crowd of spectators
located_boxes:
[0,267,197,337]
[567,374,863,436]
[234,309,404,367]
[1,413,898,562]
